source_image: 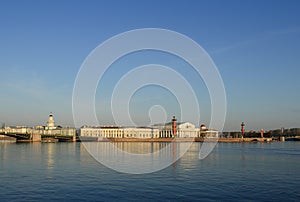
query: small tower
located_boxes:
[172,116,177,137]
[241,122,245,138]
[46,112,56,130]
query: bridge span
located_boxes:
[0,132,76,142]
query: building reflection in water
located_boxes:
[83,141,194,174]
[46,143,55,171]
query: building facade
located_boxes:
[80,126,123,138]
[198,124,219,138]
[155,122,199,138]
[79,117,219,139]
[123,127,159,138]
[41,113,75,136]
[80,126,159,139]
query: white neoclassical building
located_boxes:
[154,122,199,138]
[80,126,123,138]
[177,122,200,138]
[80,126,159,139]
[198,124,219,138]
[79,117,219,139]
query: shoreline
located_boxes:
[81,137,275,143]
[1,135,295,143]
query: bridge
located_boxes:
[0,132,77,142]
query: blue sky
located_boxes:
[0,0,299,131]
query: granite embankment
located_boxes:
[103,137,273,143]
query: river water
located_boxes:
[0,142,299,201]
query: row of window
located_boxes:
[80,129,218,138]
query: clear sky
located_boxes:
[0,0,299,131]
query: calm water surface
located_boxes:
[0,142,299,201]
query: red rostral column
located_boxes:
[241,122,245,138]
[172,116,177,137]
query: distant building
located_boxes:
[198,124,219,138]
[1,126,28,134]
[80,126,123,138]
[39,113,75,136]
[79,117,219,139]
[0,113,75,137]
